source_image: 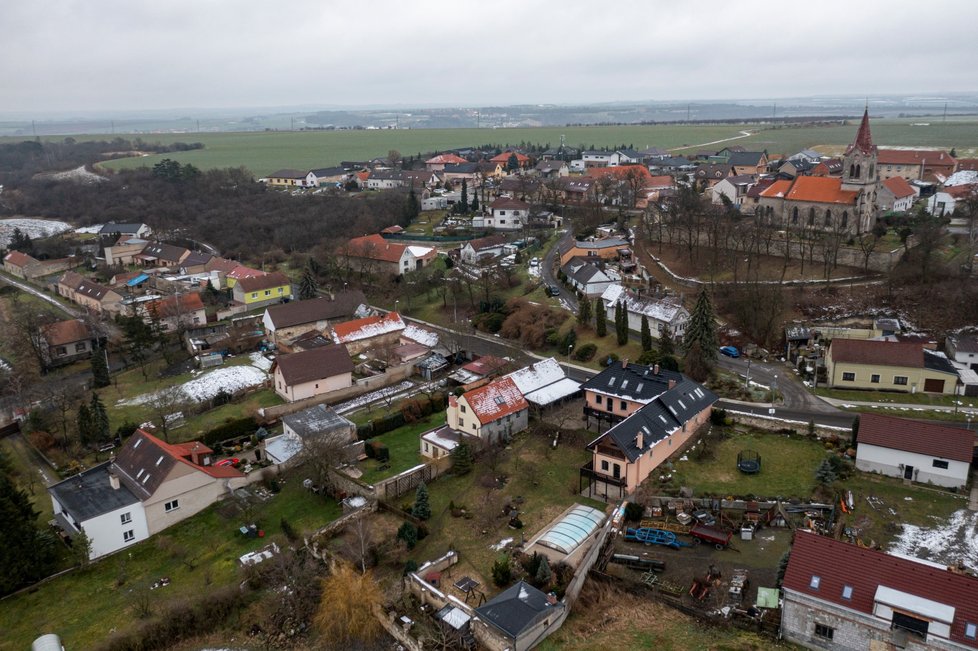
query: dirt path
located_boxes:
[668,130,753,152]
[0,273,79,318]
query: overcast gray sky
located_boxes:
[3,0,976,114]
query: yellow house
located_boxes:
[266,169,315,188]
[231,271,292,308]
[825,339,959,394]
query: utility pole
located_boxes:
[31,120,36,137]
[943,102,948,122]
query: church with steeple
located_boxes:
[758,109,880,235]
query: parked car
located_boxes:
[215,458,239,467]
[720,345,740,358]
[546,285,561,297]
[529,257,540,267]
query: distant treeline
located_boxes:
[0,137,202,185]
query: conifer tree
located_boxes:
[298,261,319,300]
[683,288,718,379]
[412,482,431,520]
[658,324,675,357]
[535,556,552,586]
[91,345,110,388]
[595,299,607,337]
[459,179,468,214]
[640,315,652,352]
[577,293,592,326]
[615,301,628,346]
[450,441,473,475]
[90,393,110,448]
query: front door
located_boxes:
[613,463,621,479]
[904,465,914,480]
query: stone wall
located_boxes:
[723,407,852,439]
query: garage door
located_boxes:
[924,378,945,393]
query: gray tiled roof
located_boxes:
[49,462,140,522]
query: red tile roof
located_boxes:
[846,108,876,156]
[346,234,407,264]
[586,165,654,182]
[857,413,975,462]
[882,175,916,199]
[331,311,405,343]
[227,265,265,281]
[4,250,38,267]
[236,272,290,293]
[41,319,92,346]
[829,338,925,367]
[783,531,978,649]
[490,151,530,164]
[957,158,978,172]
[462,355,510,377]
[784,176,859,205]
[426,153,467,165]
[943,184,978,199]
[758,179,793,198]
[878,149,955,167]
[462,376,528,423]
[745,178,776,198]
[148,292,205,318]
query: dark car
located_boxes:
[546,285,561,297]
[719,345,740,358]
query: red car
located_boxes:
[215,458,239,467]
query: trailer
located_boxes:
[688,523,734,549]
[609,553,666,572]
[624,527,694,550]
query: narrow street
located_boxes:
[540,229,578,312]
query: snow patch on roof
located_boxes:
[601,284,687,323]
[402,323,439,347]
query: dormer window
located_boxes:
[810,575,821,590]
[842,585,853,600]
[156,456,164,466]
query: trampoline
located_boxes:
[737,449,761,474]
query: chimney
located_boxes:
[635,431,644,450]
[668,379,676,390]
[653,363,660,375]
[190,443,201,466]
[109,472,120,490]
[621,358,628,369]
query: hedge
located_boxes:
[203,417,259,446]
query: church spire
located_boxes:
[846,108,876,155]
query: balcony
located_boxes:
[580,461,627,502]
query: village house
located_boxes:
[824,339,959,394]
[740,179,776,215]
[458,234,510,265]
[272,345,354,403]
[262,290,367,346]
[854,413,974,488]
[558,237,630,266]
[781,531,978,651]
[48,429,246,559]
[692,163,733,188]
[946,332,978,372]
[580,150,638,168]
[490,151,531,170]
[224,264,266,288]
[425,153,468,171]
[99,222,152,239]
[711,174,757,208]
[265,169,316,188]
[551,176,595,204]
[420,425,474,460]
[562,259,616,298]
[262,404,359,468]
[343,234,437,277]
[474,580,565,651]
[534,160,569,178]
[309,166,351,187]
[3,250,41,278]
[483,197,530,231]
[927,184,976,217]
[811,158,844,177]
[143,292,206,332]
[447,377,529,445]
[778,158,818,178]
[104,236,150,266]
[330,311,405,356]
[179,251,214,274]
[40,318,99,367]
[600,284,688,341]
[448,355,513,386]
[879,176,917,212]
[877,149,957,182]
[56,271,123,315]
[231,271,292,309]
[581,366,716,499]
[365,169,405,190]
[136,242,191,270]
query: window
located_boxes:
[164,500,179,513]
[814,623,834,640]
[251,292,258,299]
[792,207,799,224]
[871,374,880,383]
[620,400,627,411]
[933,459,949,469]
[809,575,821,590]
[841,211,849,227]
[966,623,977,640]
[460,405,466,413]
[808,207,816,226]
[121,512,132,525]
[278,287,284,293]
[56,346,67,355]
[264,290,271,296]
[499,210,506,215]
[600,460,609,471]
[75,342,87,353]
[458,419,464,428]
[842,585,853,600]
[842,372,855,381]
[595,395,602,405]
[123,530,135,543]
[500,219,506,224]
[894,376,908,386]
[824,209,831,226]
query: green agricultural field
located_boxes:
[9,117,975,178]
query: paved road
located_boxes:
[541,229,578,312]
[715,355,840,413]
[716,399,856,430]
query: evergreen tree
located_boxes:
[640,315,653,352]
[450,441,473,475]
[0,449,58,594]
[682,288,718,378]
[90,345,110,388]
[298,261,319,300]
[506,153,520,172]
[615,301,628,346]
[470,193,479,212]
[776,551,790,588]
[120,314,154,379]
[595,300,607,337]
[535,556,552,586]
[658,324,675,357]
[396,522,418,549]
[8,227,34,254]
[815,457,837,486]
[90,393,110,448]
[403,187,420,222]
[412,482,431,520]
[577,293,591,326]
[77,402,94,446]
[459,179,468,214]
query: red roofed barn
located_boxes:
[854,413,974,488]
[782,531,978,650]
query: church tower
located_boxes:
[841,108,879,233]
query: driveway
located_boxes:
[541,229,578,312]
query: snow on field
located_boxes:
[74,224,103,234]
[119,358,270,406]
[0,218,73,246]
[889,509,978,571]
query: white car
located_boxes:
[529,257,540,267]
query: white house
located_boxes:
[879,176,917,213]
[711,174,756,208]
[273,345,354,402]
[581,150,638,168]
[562,260,616,298]
[600,284,689,340]
[946,332,978,372]
[854,414,974,488]
[459,234,509,265]
[485,197,530,231]
[927,184,976,217]
[446,377,529,445]
[365,170,404,190]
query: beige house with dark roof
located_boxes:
[273,345,354,402]
[261,291,367,346]
[40,319,98,367]
[56,271,123,315]
[825,339,959,394]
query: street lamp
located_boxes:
[567,344,573,360]
[394,299,399,313]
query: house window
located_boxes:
[966,623,977,640]
[841,211,849,227]
[500,219,506,224]
[808,207,816,226]
[121,512,132,525]
[264,290,271,296]
[600,460,609,471]
[458,419,464,428]
[814,623,834,641]
[278,287,284,293]
[933,459,949,469]
[595,395,602,405]
[894,376,908,386]
[824,209,832,226]
[251,292,258,299]
[499,210,506,215]
[123,530,135,543]
[164,500,179,513]
[75,342,87,353]
[791,207,799,224]
[56,346,68,355]
[842,585,853,600]
[870,374,880,383]
[620,400,626,411]
[842,372,855,381]
[809,575,821,590]
[471,422,476,430]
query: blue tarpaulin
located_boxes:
[126,273,150,287]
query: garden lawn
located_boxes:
[407,430,605,592]
[0,469,341,651]
[358,412,447,485]
[669,428,828,500]
[838,472,966,548]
